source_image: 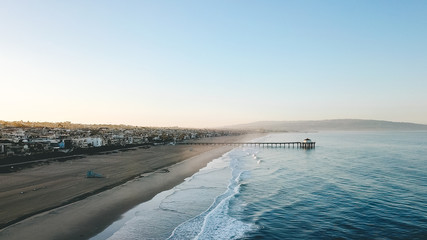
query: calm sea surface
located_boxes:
[93,132,427,240]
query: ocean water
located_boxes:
[93,132,427,239]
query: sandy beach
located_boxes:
[0,134,263,240]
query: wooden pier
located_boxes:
[178,141,315,149]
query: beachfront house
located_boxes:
[72,137,103,148]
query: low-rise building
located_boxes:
[72,137,103,148]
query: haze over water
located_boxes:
[94,131,427,239]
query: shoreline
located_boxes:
[0,133,265,240]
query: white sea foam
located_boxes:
[168,149,255,240]
[194,172,254,240]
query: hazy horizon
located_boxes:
[2,118,427,131]
[2,1,427,128]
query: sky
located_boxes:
[1,0,427,128]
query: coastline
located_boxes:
[0,133,264,240]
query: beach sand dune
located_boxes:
[0,134,262,240]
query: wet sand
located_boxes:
[0,134,263,239]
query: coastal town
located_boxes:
[0,121,245,162]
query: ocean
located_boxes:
[92,131,427,239]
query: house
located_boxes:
[73,137,103,148]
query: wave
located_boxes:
[168,150,255,240]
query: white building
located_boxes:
[73,137,103,148]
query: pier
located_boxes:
[178,141,315,149]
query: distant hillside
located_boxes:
[225,119,427,132]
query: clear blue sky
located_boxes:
[1,0,426,127]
